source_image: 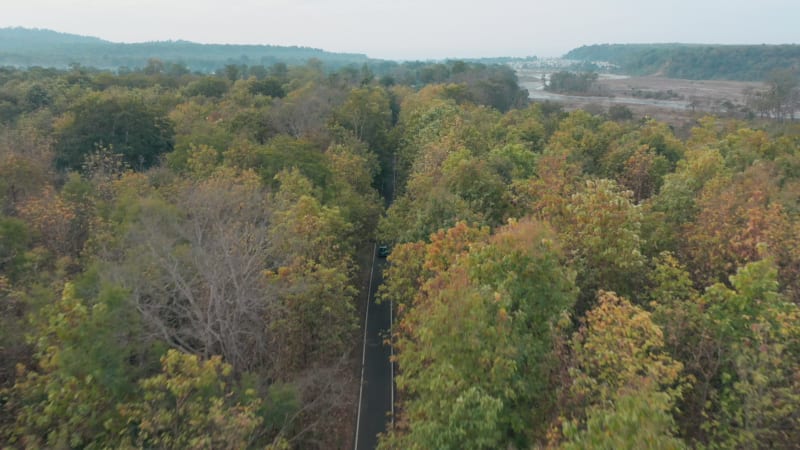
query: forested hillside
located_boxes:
[1,52,800,449]
[566,43,800,80]
[0,28,370,71]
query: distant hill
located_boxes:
[564,43,800,81]
[0,27,371,71]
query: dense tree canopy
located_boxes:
[1,53,800,450]
[375,74,800,449]
[54,94,174,170]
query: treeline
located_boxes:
[0,59,526,448]
[545,71,598,93]
[0,27,370,72]
[0,59,528,124]
[375,88,800,448]
[565,43,800,81]
[744,68,800,121]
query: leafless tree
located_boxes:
[111,172,278,372]
[272,355,357,449]
[273,85,344,138]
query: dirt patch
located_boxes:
[598,76,762,108]
[595,77,766,132]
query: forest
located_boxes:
[0,28,371,72]
[0,53,799,450]
[565,43,800,81]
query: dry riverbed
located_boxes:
[517,69,767,130]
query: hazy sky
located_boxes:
[2,0,798,60]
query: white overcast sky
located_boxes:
[1,0,798,60]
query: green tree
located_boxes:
[442,148,513,226]
[333,85,392,150]
[560,291,686,449]
[54,94,174,170]
[560,389,687,450]
[546,110,622,176]
[249,77,286,98]
[560,179,646,308]
[2,282,155,448]
[323,143,383,239]
[224,135,331,189]
[546,71,598,93]
[0,216,30,282]
[701,259,800,449]
[118,350,264,450]
[647,146,726,252]
[267,171,357,371]
[382,219,576,449]
[184,77,230,98]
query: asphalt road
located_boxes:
[354,247,392,450]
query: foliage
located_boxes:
[546,71,598,94]
[0,216,30,282]
[382,220,576,449]
[559,291,686,449]
[224,136,331,189]
[559,179,646,308]
[268,172,358,371]
[569,291,684,404]
[2,53,800,450]
[565,43,800,81]
[184,76,230,98]
[2,282,155,448]
[560,389,688,450]
[54,93,174,170]
[333,86,392,150]
[699,259,800,449]
[118,350,264,450]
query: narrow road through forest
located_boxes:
[354,245,393,450]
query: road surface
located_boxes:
[354,246,392,450]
